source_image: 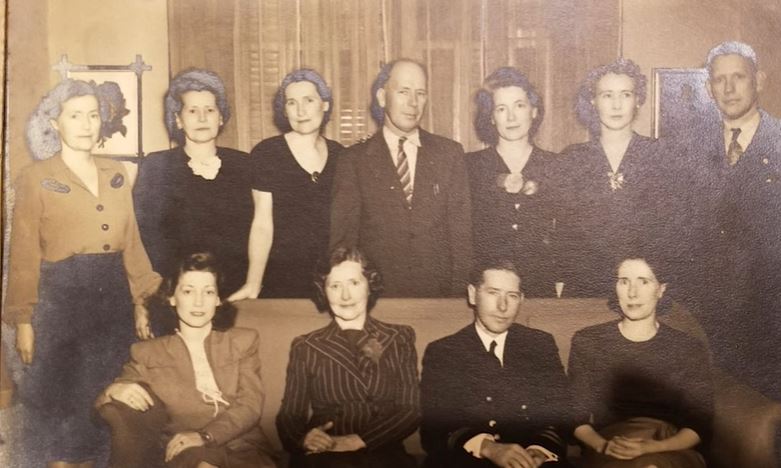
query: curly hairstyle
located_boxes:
[574,57,647,137]
[369,58,428,127]
[26,79,102,161]
[312,246,384,314]
[468,257,524,291]
[705,40,758,74]
[473,67,544,146]
[272,68,333,133]
[607,254,674,317]
[149,251,238,335]
[164,68,231,144]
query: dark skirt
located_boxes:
[17,253,135,463]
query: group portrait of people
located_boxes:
[1,35,779,468]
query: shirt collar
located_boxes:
[723,109,761,146]
[474,320,508,352]
[383,126,421,150]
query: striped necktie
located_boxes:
[727,128,743,166]
[396,136,413,204]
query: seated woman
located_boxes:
[568,255,713,468]
[251,68,344,298]
[134,69,262,304]
[96,252,277,468]
[466,66,560,298]
[556,59,676,297]
[276,246,420,468]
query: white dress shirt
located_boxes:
[383,126,421,190]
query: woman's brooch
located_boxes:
[496,174,538,195]
[607,171,625,191]
[360,337,384,364]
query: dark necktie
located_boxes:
[488,340,501,365]
[396,137,413,204]
[727,128,743,166]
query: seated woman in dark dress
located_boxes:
[134,69,262,311]
[568,255,713,468]
[466,67,560,297]
[276,246,419,468]
[96,252,277,468]
[251,69,344,298]
[556,59,675,297]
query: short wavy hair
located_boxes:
[150,251,238,335]
[607,254,673,317]
[312,246,384,314]
[26,79,102,161]
[705,40,758,74]
[468,257,524,291]
[473,67,545,146]
[575,58,647,137]
[272,68,333,133]
[370,58,428,126]
[164,68,231,144]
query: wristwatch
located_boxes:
[198,430,215,446]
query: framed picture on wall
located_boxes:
[651,67,720,138]
[54,55,151,159]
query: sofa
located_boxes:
[235,297,781,467]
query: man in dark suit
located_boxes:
[682,41,781,402]
[420,259,572,467]
[330,58,472,297]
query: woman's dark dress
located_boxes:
[251,135,343,298]
[466,146,560,297]
[133,147,255,296]
[555,134,676,297]
[568,322,713,467]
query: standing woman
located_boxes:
[276,246,420,467]
[5,79,161,467]
[568,255,713,467]
[556,58,671,297]
[251,69,344,298]
[134,69,262,302]
[466,67,560,297]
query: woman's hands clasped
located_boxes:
[165,431,205,463]
[303,421,367,454]
[603,436,660,460]
[105,382,155,412]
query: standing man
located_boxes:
[420,259,572,467]
[685,41,781,401]
[330,59,472,297]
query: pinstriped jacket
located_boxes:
[276,316,420,454]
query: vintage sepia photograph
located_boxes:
[2,1,780,467]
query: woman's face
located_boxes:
[51,94,101,153]
[325,260,369,324]
[592,73,638,132]
[176,90,223,144]
[284,80,329,135]
[491,86,538,143]
[616,259,666,322]
[170,270,220,329]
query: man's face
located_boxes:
[468,269,523,336]
[377,61,428,135]
[707,54,761,121]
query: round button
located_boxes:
[96,204,104,211]
[514,203,521,211]
[101,224,109,231]
[488,420,497,427]
[485,396,492,402]
[762,158,769,165]
[511,224,518,230]
[521,404,527,410]
[102,244,111,251]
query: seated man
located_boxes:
[420,259,572,467]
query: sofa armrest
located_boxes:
[710,368,781,468]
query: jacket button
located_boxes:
[511,224,518,230]
[96,204,104,211]
[521,404,527,410]
[488,420,496,427]
[762,158,769,165]
[485,396,492,402]
[102,244,111,251]
[101,224,109,231]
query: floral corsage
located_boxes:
[496,173,539,195]
[360,337,384,364]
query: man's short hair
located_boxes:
[369,58,428,126]
[705,41,758,74]
[468,258,523,289]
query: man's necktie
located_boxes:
[396,136,413,204]
[488,340,501,365]
[727,128,744,166]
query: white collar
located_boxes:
[383,126,421,149]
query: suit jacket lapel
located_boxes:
[306,322,368,387]
[413,130,440,210]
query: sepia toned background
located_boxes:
[4,0,781,184]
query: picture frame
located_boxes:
[651,67,720,138]
[53,54,151,160]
